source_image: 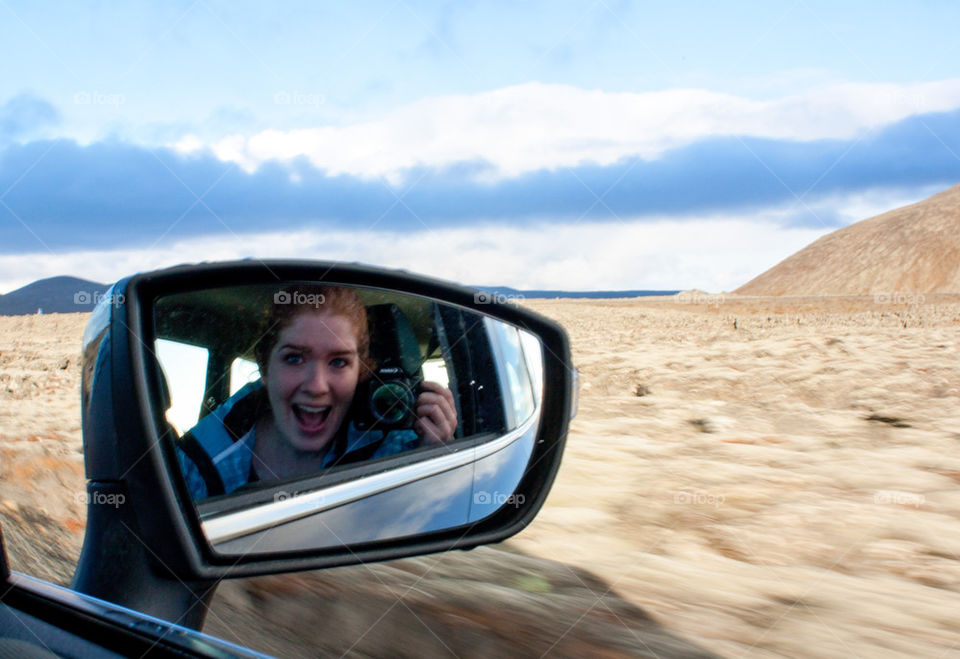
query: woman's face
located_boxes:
[263,311,361,455]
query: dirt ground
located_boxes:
[1,295,959,657]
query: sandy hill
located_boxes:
[736,183,960,295]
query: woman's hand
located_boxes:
[414,380,458,445]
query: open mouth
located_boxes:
[292,404,331,433]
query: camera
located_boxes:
[352,303,424,432]
[353,367,423,431]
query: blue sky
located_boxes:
[2,0,959,292]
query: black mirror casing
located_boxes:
[72,261,573,627]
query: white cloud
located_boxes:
[169,80,960,182]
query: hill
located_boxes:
[736,183,960,295]
[0,276,109,315]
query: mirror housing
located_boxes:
[73,261,572,610]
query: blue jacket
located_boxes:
[176,381,420,500]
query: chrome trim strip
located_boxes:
[202,405,542,545]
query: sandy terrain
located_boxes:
[0,313,86,585]
[518,295,960,657]
[1,296,959,657]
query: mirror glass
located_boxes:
[151,282,544,555]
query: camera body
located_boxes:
[353,366,423,431]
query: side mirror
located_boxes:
[156,281,548,555]
[73,261,573,626]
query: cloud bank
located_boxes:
[0,186,938,295]
[2,82,958,291]
[1,104,959,254]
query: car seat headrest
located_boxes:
[365,304,422,377]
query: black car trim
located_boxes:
[3,573,268,658]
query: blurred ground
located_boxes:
[515,294,960,657]
[1,295,959,656]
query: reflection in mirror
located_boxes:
[151,283,545,555]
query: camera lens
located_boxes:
[370,382,413,425]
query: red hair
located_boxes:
[254,285,373,381]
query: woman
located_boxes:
[177,285,458,500]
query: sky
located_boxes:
[2,0,959,293]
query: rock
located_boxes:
[865,414,911,428]
[689,419,714,433]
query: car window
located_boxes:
[151,284,539,507]
[229,356,260,396]
[155,338,209,434]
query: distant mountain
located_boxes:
[473,286,680,300]
[0,276,679,317]
[737,183,960,296]
[0,276,109,316]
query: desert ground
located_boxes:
[1,295,959,657]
